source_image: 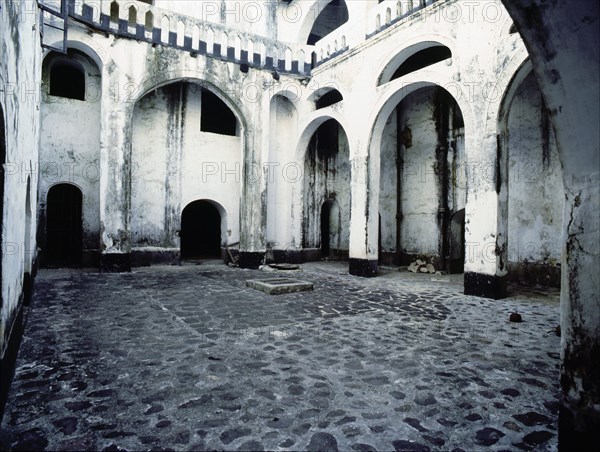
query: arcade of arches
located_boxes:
[0,0,597,446]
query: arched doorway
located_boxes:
[320,199,340,258]
[500,66,563,286]
[46,184,83,266]
[180,201,222,259]
[302,118,351,259]
[377,85,465,270]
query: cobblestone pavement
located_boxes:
[0,262,560,451]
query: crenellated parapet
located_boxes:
[65,0,313,75]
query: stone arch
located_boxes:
[377,37,455,86]
[368,73,476,159]
[42,47,101,101]
[367,73,474,270]
[294,0,353,45]
[130,79,244,256]
[133,76,248,135]
[43,39,106,72]
[497,2,598,445]
[294,110,352,162]
[300,117,351,256]
[498,60,563,287]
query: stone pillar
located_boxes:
[559,175,600,448]
[99,79,132,272]
[463,132,508,299]
[238,120,267,269]
[497,1,599,444]
[348,139,379,277]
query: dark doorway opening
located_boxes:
[50,61,85,100]
[320,201,331,257]
[447,209,465,274]
[46,184,83,266]
[181,201,221,259]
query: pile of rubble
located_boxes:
[407,259,437,274]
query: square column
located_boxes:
[463,133,508,299]
[348,143,379,277]
[99,85,133,272]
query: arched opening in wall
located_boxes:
[501,66,563,287]
[41,47,102,266]
[302,119,351,260]
[131,81,243,259]
[509,23,517,34]
[315,89,343,109]
[145,11,154,31]
[307,0,349,45]
[201,88,238,136]
[49,59,85,100]
[180,201,222,259]
[46,184,83,267]
[378,43,452,86]
[110,1,119,24]
[377,85,465,270]
[128,6,137,27]
[320,199,340,258]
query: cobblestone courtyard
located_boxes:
[0,262,560,451]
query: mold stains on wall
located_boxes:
[39,49,102,267]
[302,119,350,258]
[164,83,186,247]
[379,86,465,270]
[267,95,298,251]
[504,71,563,286]
[131,82,241,253]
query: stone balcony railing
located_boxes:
[65,0,313,75]
[46,0,444,76]
[366,0,439,37]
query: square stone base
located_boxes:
[246,278,314,295]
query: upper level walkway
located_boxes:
[41,0,446,76]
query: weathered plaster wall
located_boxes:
[498,0,599,442]
[38,51,102,262]
[398,88,440,260]
[378,108,398,255]
[267,94,298,251]
[302,120,351,255]
[131,82,242,253]
[0,0,42,411]
[506,71,563,284]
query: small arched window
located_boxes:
[145,11,154,31]
[50,61,85,100]
[316,89,343,109]
[201,89,237,136]
[389,46,451,82]
[307,0,349,45]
